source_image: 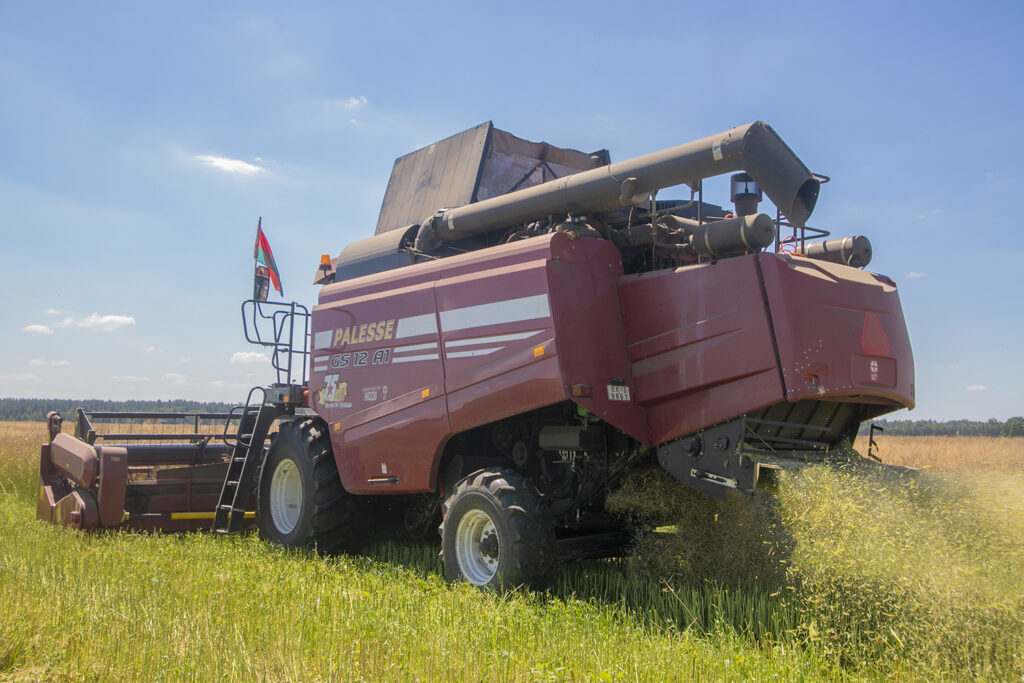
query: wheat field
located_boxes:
[855,434,1024,472]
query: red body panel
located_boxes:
[314,233,645,493]
[618,258,784,445]
[758,254,915,413]
[312,234,914,494]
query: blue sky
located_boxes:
[1,1,1021,420]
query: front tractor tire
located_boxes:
[258,418,365,553]
[440,469,555,589]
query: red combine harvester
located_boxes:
[39,121,913,587]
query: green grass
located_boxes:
[2,422,1023,680]
[0,507,824,681]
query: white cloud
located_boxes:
[53,313,136,332]
[78,313,136,331]
[323,96,369,112]
[29,359,71,367]
[44,308,63,315]
[112,375,151,382]
[194,154,265,176]
[164,372,187,386]
[348,118,365,127]
[145,346,158,352]
[915,208,942,220]
[27,315,135,333]
[179,357,192,363]
[905,272,927,279]
[231,351,270,364]
[966,385,988,392]
[82,314,136,331]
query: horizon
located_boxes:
[1,395,1018,425]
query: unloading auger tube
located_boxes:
[414,121,820,251]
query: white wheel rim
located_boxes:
[269,458,303,534]
[454,509,499,586]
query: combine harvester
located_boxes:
[39,121,914,587]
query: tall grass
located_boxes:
[592,440,1024,677]
[3,421,1023,680]
[778,465,1024,673]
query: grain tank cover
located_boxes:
[374,122,610,235]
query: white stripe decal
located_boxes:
[393,342,439,354]
[313,355,330,362]
[395,313,438,339]
[313,366,328,373]
[445,330,542,348]
[313,330,333,350]
[440,294,550,332]
[391,353,441,364]
[447,347,502,359]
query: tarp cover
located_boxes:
[375,123,609,235]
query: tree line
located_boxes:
[0,397,237,422]
[858,416,1024,438]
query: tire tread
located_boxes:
[440,468,555,589]
[260,418,366,553]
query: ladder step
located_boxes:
[218,504,233,511]
[226,480,239,486]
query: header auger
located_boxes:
[39,120,913,588]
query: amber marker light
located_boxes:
[421,388,431,399]
[534,346,545,358]
[570,383,592,398]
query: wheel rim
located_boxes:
[454,508,499,586]
[269,458,303,534]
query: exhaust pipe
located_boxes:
[417,121,819,250]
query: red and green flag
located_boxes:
[254,217,283,296]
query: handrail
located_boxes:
[241,299,311,386]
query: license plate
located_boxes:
[607,384,631,402]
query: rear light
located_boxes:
[570,383,592,398]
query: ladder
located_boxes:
[213,387,280,534]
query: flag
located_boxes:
[254,217,283,296]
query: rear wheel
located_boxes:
[258,418,365,553]
[440,469,555,589]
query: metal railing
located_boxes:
[74,409,237,445]
[241,299,311,386]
